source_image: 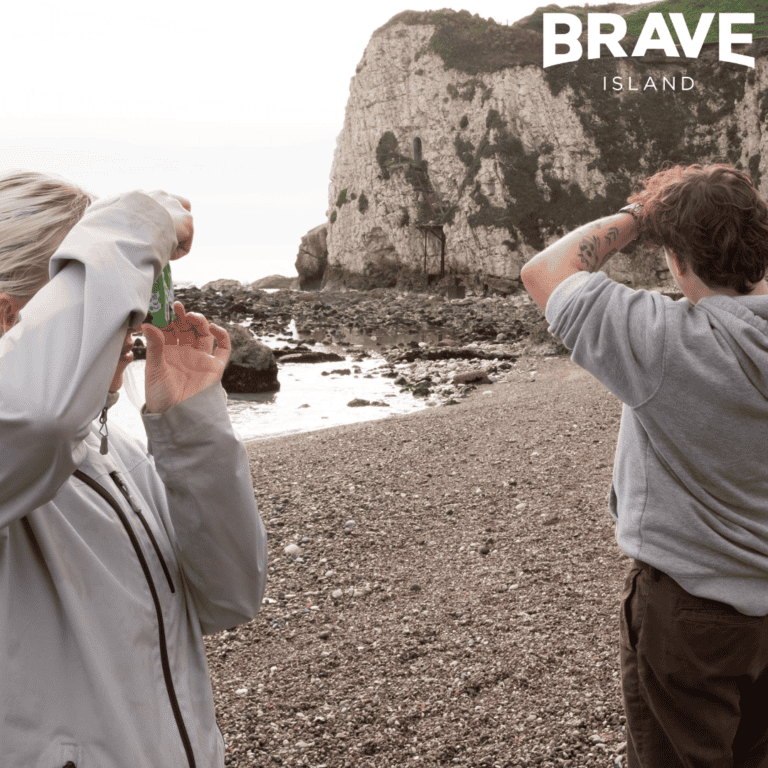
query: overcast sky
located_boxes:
[1,1,656,287]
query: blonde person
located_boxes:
[0,172,268,768]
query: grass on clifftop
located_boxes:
[623,0,768,43]
[375,3,766,73]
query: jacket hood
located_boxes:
[697,294,768,399]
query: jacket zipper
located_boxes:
[73,469,196,768]
[109,471,175,593]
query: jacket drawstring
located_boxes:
[99,406,109,455]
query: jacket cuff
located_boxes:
[140,384,229,445]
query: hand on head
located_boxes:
[145,191,194,260]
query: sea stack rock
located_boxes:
[295,224,328,290]
[325,9,767,294]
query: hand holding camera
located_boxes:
[144,191,193,329]
[141,301,232,414]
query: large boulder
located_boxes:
[203,279,245,293]
[220,322,280,393]
[295,224,328,290]
[250,275,300,290]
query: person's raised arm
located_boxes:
[521,208,640,312]
[0,191,186,525]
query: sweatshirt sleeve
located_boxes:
[544,271,668,407]
[141,384,268,634]
[0,192,177,527]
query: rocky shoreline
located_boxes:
[144,280,569,409]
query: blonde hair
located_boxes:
[0,171,92,302]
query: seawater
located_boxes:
[110,350,429,444]
[109,286,444,443]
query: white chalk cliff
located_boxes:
[317,9,768,294]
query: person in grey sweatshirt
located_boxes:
[520,163,768,768]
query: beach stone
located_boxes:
[284,544,302,556]
[220,322,280,394]
[202,279,244,293]
[131,336,146,360]
[279,351,344,364]
[250,275,299,290]
[453,370,492,385]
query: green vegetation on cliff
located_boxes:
[454,110,612,250]
[520,0,766,42]
[376,4,767,73]
[623,1,768,43]
[376,132,454,225]
[377,9,543,70]
[544,54,748,179]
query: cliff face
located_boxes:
[324,9,768,294]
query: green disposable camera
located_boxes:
[145,263,177,328]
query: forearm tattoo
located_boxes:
[577,226,620,272]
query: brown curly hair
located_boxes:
[628,163,768,295]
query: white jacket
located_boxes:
[0,192,268,767]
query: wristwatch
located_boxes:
[619,203,642,221]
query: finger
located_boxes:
[209,324,231,366]
[182,310,209,329]
[173,307,212,349]
[140,324,165,358]
[169,301,190,337]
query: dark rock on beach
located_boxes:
[130,336,146,360]
[220,322,279,394]
[453,369,493,385]
[385,346,519,364]
[164,281,574,403]
[277,351,345,364]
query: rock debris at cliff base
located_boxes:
[169,284,559,348]
[205,355,632,767]
[156,283,578,407]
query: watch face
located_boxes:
[146,264,177,328]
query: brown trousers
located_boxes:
[620,560,768,768]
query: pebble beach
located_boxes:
[205,352,633,768]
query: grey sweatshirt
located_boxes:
[546,270,768,616]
